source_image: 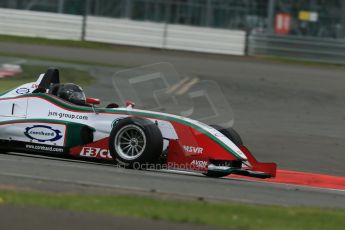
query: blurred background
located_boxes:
[1,0,344,38]
[0,0,345,175]
[0,2,345,229]
[0,0,344,63]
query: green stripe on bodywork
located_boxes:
[0,118,95,129]
[16,93,242,159]
[65,123,94,147]
[0,89,13,97]
[0,119,95,148]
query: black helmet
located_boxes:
[56,83,86,106]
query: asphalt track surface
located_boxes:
[1,152,345,209]
[0,42,345,210]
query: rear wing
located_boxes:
[0,68,60,98]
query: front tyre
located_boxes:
[204,125,244,178]
[211,125,243,147]
[109,117,163,168]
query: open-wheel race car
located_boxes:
[0,67,277,178]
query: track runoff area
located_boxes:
[228,170,345,191]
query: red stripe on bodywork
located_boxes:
[229,170,345,190]
[170,121,239,161]
[70,138,111,160]
[239,146,277,177]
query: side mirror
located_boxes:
[86,97,101,105]
[125,100,135,109]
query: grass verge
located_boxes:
[0,51,129,68]
[0,190,344,230]
[0,64,94,92]
[0,35,119,51]
[255,55,345,69]
[1,34,345,69]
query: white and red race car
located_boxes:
[0,68,276,178]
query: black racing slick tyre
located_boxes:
[211,125,243,147]
[109,117,163,168]
[204,125,244,178]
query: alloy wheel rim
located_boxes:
[114,125,146,160]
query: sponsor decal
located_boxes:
[191,160,208,168]
[183,145,204,154]
[48,110,88,121]
[25,144,64,153]
[16,88,30,95]
[24,125,62,143]
[80,147,112,159]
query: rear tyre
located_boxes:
[109,117,163,168]
[204,125,244,178]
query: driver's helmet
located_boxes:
[56,83,86,106]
